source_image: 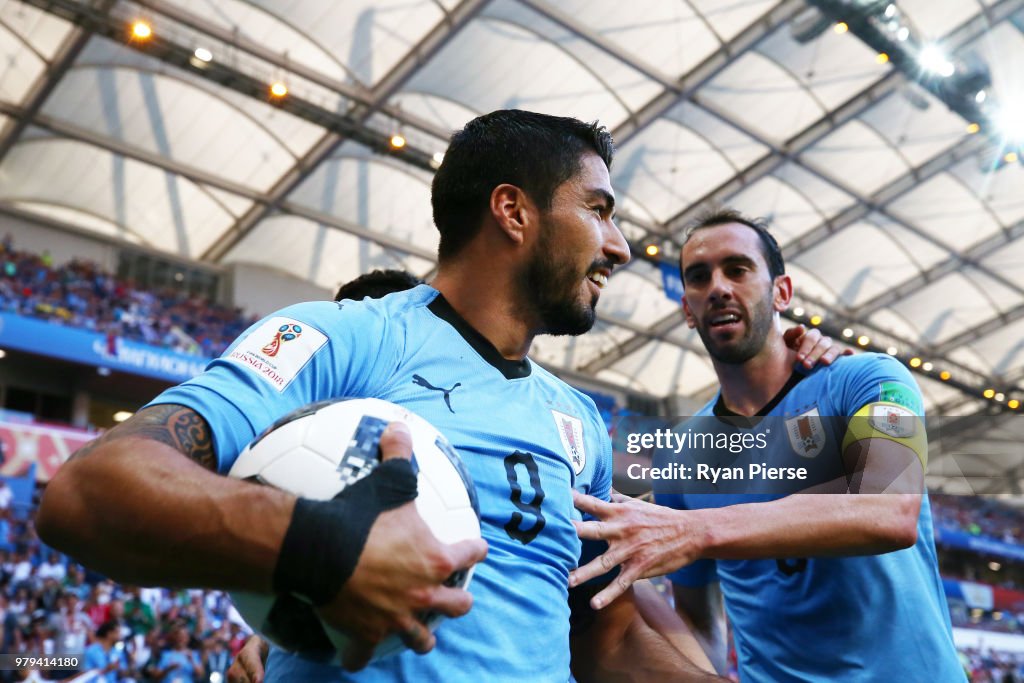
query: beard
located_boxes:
[697,293,774,364]
[520,225,600,337]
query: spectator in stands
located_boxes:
[0,511,13,554]
[84,619,130,683]
[205,637,230,682]
[0,478,12,510]
[52,590,91,654]
[84,584,111,629]
[152,622,204,683]
[123,586,156,637]
[36,550,66,583]
[10,550,31,588]
[62,563,90,601]
[107,597,133,642]
[37,576,61,612]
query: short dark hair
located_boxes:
[431,109,614,261]
[682,208,785,279]
[334,269,422,302]
[96,620,118,639]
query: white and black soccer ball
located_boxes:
[227,397,481,662]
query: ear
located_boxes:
[682,296,697,329]
[489,184,532,246]
[772,274,793,313]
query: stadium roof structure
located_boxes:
[0,0,1022,492]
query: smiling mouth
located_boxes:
[586,271,608,289]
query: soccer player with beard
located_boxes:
[569,209,962,681]
[38,110,738,682]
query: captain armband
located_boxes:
[841,402,927,469]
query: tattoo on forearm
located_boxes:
[70,404,217,471]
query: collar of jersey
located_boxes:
[712,371,806,425]
[427,292,532,380]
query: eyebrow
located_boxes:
[586,188,616,214]
[683,254,758,279]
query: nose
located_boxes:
[604,219,630,267]
[708,268,733,303]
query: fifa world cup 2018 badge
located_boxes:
[262,323,303,357]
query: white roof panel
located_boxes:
[803,120,911,196]
[0,139,234,255]
[702,51,825,143]
[888,173,1004,251]
[612,119,739,222]
[0,1,73,62]
[892,272,1004,344]
[793,221,925,308]
[223,214,434,291]
[404,11,651,130]
[0,22,47,104]
[551,0,720,77]
[288,142,437,254]
[42,66,298,193]
[756,21,886,111]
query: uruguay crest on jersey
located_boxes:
[551,409,586,475]
[785,406,825,458]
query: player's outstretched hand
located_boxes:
[569,490,704,610]
[317,423,488,671]
[227,635,269,683]
[783,324,852,369]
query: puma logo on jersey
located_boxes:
[412,374,462,413]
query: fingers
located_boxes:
[425,584,475,619]
[571,489,615,518]
[227,636,267,683]
[791,327,831,368]
[590,568,638,610]
[573,519,607,541]
[227,659,262,683]
[782,324,805,346]
[378,422,413,461]
[820,344,846,365]
[444,538,488,574]
[569,548,624,588]
[396,615,436,654]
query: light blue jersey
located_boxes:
[151,285,611,682]
[657,354,963,683]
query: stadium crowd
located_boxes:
[933,494,1024,544]
[0,489,251,682]
[962,647,1024,683]
[0,237,255,358]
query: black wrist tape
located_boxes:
[272,458,418,605]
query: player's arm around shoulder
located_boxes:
[569,578,725,682]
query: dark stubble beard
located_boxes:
[697,291,774,364]
[521,224,599,337]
